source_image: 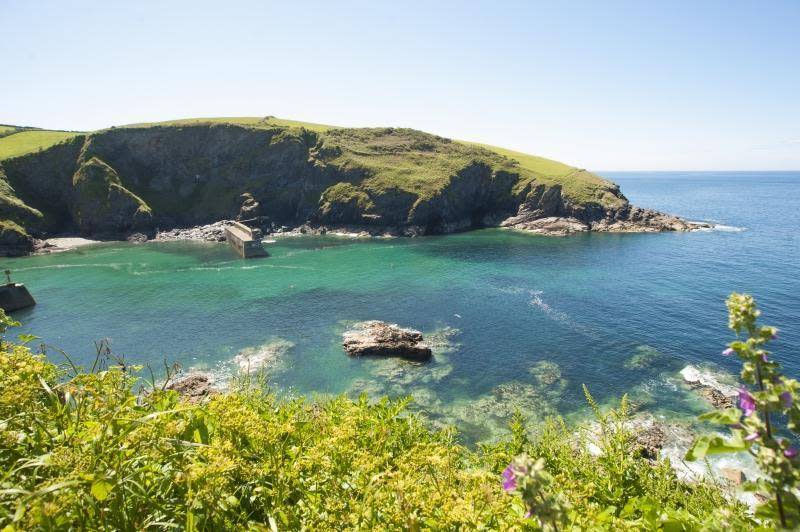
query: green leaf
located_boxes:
[17,333,39,344]
[685,433,746,461]
[90,479,113,501]
[698,408,741,425]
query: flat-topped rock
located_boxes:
[343,321,432,361]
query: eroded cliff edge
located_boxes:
[0,122,703,255]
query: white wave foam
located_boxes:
[13,263,130,272]
[712,224,746,232]
[680,364,738,397]
[692,222,746,233]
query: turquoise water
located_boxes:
[4,171,799,441]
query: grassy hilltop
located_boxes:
[0,116,638,255]
[0,125,82,160]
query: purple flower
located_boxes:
[772,330,779,340]
[744,431,760,442]
[784,447,798,459]
[739,389,757,417]
[502,465,516,492]
[722,348,735,356]
[761,353,769,363]
[781,391,793,409]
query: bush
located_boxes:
[0,309,754,530]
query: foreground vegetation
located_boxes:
[0,310,763,530]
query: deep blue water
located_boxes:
[4,171,799,441]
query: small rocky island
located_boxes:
[0,118,709,256]
[343,321,433,361]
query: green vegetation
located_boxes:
[0,130,82,160]
[686,294,800,527]
[114,117,619,206]
[0,126,21,139]
[0,116,632,249]
[0,219,28,239]
[317,127,621,210]
[0,311,757,530]
[120,116,334,133]
[464,142,626,208]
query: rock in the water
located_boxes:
[167,373,214,402]
[680,365,737,409]
[343,321,432,361]
[0,283,36,312]
[503,216,589,236]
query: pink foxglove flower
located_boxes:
[781,391,793,409]
[502,465,516,492]
[739,389,757,417]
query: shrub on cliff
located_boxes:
[0,309,753,530]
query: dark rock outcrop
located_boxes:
[343,321,432,361]
[0,283,36,312]
[0,222,34,256]
[166,373,214,402]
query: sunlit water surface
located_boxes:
[5,171,799,443]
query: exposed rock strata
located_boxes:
[343,321,432,361]
[154,220,233,242]
[500,186,710,236]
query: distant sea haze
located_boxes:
[6,171,799,442]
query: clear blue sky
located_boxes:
[2,0,798,170]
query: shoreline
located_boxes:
[4,204,718,257]
[23,216,718,256]
[34,236,107,254]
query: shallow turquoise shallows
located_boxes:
[4,171,799,442]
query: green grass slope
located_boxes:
[0,129,83,160]
[0,116,616,207]
[121,115,335,133]
[118,116,620,208]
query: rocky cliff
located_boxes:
[0,119,701,255]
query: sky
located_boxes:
[1,0,798,170]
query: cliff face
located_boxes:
[0,122,696,255]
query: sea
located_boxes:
[4,171,799,448]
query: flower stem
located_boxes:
[756,357,787,528]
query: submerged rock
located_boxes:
[343,321,432,361]
[234,339,294,373]
[528,360,564,387]
[167,373,214,402]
